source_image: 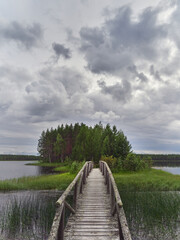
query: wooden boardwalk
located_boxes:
[64,168,119,240]
[48,161,131,240]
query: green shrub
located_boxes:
[143,156,153,168]
[101,155,117,169]
[123,153,144,171]
[70,161,85,174]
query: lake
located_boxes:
[154,166,180,175]
[0,161,54,180]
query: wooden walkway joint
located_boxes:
[48,161,132,240]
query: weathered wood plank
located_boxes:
[64,168,119,240]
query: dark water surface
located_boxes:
[0,161,54,180]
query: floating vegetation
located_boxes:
[120,191,180,240]
[0,191,60,240]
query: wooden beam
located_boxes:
[64,201,75,214]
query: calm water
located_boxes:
[0,161,54,180]
[154,166,180,175]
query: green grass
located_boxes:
[0,195,57,240]
[120,191,180,240]
[26,162,65,167]
[113,168,180,191]
[0,173,75,191]
[26,162,70,173]
[1,167,180,192]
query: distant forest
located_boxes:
[0,155,40,161]
[38,122,132,164]
[137,154,180,166]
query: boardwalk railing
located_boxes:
[100,161,132,240]
[48,161,93,240]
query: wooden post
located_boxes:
[87,162,89,176]
[83,166,86,184]
[110,184,114,212]
[80,173,83,194]
[117,212,124,240]
[73,182,78,210]
[107,173,110,194]
[105,168,108,185]
[57,203,65,240]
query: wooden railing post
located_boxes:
[57,203,65,240]
[49,161,93,240]
[107,172,110,194]
[99,161,132,240]
[73,182,78,210]
[80,172,83,194]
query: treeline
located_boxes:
[0,155,40,161]
[38,123,132,164]
[137,154,180,166]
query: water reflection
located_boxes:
[0,161,55,180]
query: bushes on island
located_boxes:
[101,154,153,172]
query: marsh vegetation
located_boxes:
[121,191,180,240]
[0,191,61,240]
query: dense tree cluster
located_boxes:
[0,155,40,161]
[37,123,132,164]
[137,154,180,166]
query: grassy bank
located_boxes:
[26,162,70,173]
[114,168,180,191]
[0,167,180,192]
[0,173,75,191]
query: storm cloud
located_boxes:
[79,5,170,76]
[1,1,180,154]
[0,21,43,49]
[52,42,71,61]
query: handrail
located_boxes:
[99,161,132,240]
[48,161,93,240]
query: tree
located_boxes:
[53,133,64,162]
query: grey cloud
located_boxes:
[79,5,168,75]
[97,79,131,102]
[39,66,88,95]
[0,21,43,49]
[52,42,71,60]
[23,66,91,122]
[106,6,166,56]
[150,65,162,81]
[128,65,148,82]
[80,27,105,49]
[0,65,32,85]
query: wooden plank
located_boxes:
[64,168,119,240]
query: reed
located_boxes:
[120,191,180,240]
[0,194,57,240]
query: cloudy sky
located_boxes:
[0,0,180,155]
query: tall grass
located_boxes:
[120,191,180,240]
[0,194,58,240]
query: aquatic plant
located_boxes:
[0,193,58,240]
[120,191,180,240]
